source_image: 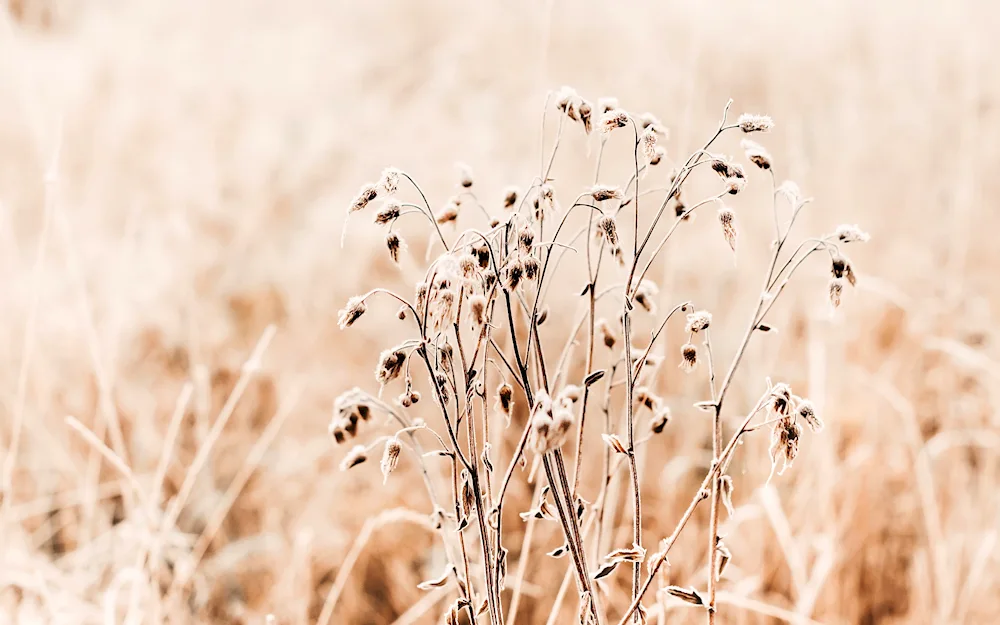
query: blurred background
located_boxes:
[1,0,999,623]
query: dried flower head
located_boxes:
[649,146,666,166]
[639,112,668,137]
[338,296,367,329]
[536,184,556,219]
[590,184,623,202]
[469,294,487,327]
[635,386,662,411]
[376,347,408,386]
[650,406,671,434]
[375,200,402,225]
[386,232,404,263]
[680,343,698,372]
[768,382,793,416]
[830,253,857,286]
[834,224,871,243]
[741,139,772,170]
[674,197,690,220]
[597,318,617,349]
[596,214,619,247]
[506,259,524,291]
[685,310,713,334]
[457,163,474,188]
[725,176,746,195]
[458,254,479,280]
[474,243,492,269]
[634,280,659,313]
[598,97,619,114]
[522,256,540,281]
[550,403,575,449]
[718,206,738,252]
[769,418,802,476]
[436,203,460,225]
[578,99,594,134]
[518,225,535,253]
[496,382,514,417]
[350,183,378,213]
[828,277,844,308]
[379,168,401,195]
[737,113,774,133]
[340,445,368,471]
[503,186,518,210]
[528,391,555,453]
[642,127,658,161]
[600,109,630,133]
[381,437,401,483]
[796,399,824,433]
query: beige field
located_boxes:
[1,1,998,624]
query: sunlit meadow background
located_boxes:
[1,0,998,623]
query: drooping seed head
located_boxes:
[598,97,619,114]
[376,347,408,386]
[642,128,658,161]
[600,109,630,133]
[528,391,555,453]
[597,318,617,349]
[503,186,518,210]
[650,406,671,434]
[768,383,793,416]
[725,176,746,195]
[379,167,401,195]
[718,207,738,252]
[435,202,460,225]
[386,232,404,263]
[350,183,378,213]
[381,437,402,483]
[737,113,774,133]
[680,343,698,372]
[518,225,535,253]
[828,278,844,309]
[741,139,772,170]
[375,199,402,225]
[834,224,871,243]
[634,280,659,314]
[496,382,514,417]
[596,214,619,247]
[505,259,524,291]
[830,254,857,286]
[536,307,549,325]
[635,386,662,411]
[590,184,623,202]
[639,112,667,137]
[650,146,666,166]
[558,384,582,404]
[340,445,368,471]
[475,243,491,269]
[469,294,487,327]
[685,310,713,334]
[338,296,367,329]
[578,99,594,134]
[769,418,802,476]
[796,399,824,433]
[522,256,540,281]
[456,162,474,188]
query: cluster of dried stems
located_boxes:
[329,89,869,625]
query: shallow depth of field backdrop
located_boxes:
[1,1,999,624]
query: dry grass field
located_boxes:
[1,1,999,624]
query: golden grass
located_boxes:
[1,1,999,624]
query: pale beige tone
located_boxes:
[0,1,998,624]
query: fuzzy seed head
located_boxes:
[456,163,474,188]
[338,296,367,329]
[769,418,802,475]
[596,214,619,247]
[639,112,668,137]
[830,254,857,286]
[685,310,713,334]
[600,109,630,133]
[718,207,738,252]
[737,113,774,133]
[375,200,402,225]
[598,97,619,114]
[469,294,487,327]
[376,347,408,386]
[834,224,871,243]
[522,256,540,281]
[340,445,368,471]
[642,128,658,161]
[350,183,378,213]
[797,400,824,433]
[578,99,594,134]
[725,176,746,195]
[386,232,404,263]
[518,226,535,254]
[634,280,659,314]
[381,437,402,483]
[436,203,459,225]
[597,318,617,349]
[503,187,518,210]
[379,168,401,195]
[829,278,844,309]
[475,244,491,269]
[506,259,524,291]
[650,146,666,166]
[680,343,698,372]
[497,383,513,416]
[741,139,772,170]
[635,386,662,411]
[529,391,555,453]
[650,406,671,434]
[590,184,623,202]
[769,383,793,416]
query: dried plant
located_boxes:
[331,91,868,625]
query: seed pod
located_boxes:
[679,343,698,372]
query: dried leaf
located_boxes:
[720,475,735,518]
[606,542,647,563]
[547,544,569,558]
[694,401,717,412]
[584,369,606,386]
[716,540,732,580]
[592,560,619,580]
[602,433,628,455]
[664,585,705,606]
[417,566,453,590]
